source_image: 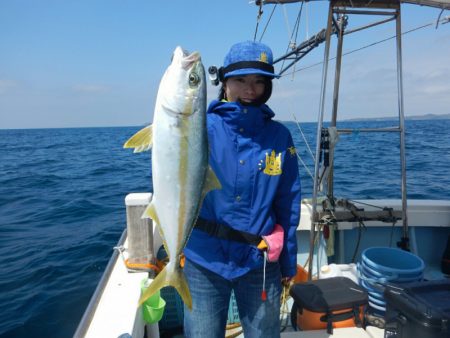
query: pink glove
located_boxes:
[257,224,284,262]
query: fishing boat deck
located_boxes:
[74,196,449,338]
[77,236,158,338]
[281,326,384,337]
[78,234,385,338]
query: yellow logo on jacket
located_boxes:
[288,146,297,157]
[263,150,282,176]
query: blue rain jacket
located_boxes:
[184,100,301,279]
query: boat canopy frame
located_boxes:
[257,0,450,11]
[309,0,410,278]
[260,0,417,278]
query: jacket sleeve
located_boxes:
[274,132,301,278]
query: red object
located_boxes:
[323,225,330,239]
[261,290,267,301]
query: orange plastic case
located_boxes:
[295,304,366,331]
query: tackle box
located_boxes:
[289,276,368,334]
[384,279,450,338]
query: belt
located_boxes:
[194,218,261,246]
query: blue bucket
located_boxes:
[360,259,423,283]
[368,294,386,308]
[358,247,424,315]
[360,279,384,300]
[362,247,424,278]
[368,300,386,316]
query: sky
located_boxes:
[0,0,449,129]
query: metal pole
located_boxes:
[309,2,334,280]
[395,6,409,250]
[334,9,397,16]
[328,13,346,200]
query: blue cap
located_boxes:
[222,41,279,79]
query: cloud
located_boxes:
[72,84,111,94]
[405,65,450,96]
[272,86,302,100]
[421,82,450,96]
[0,79,18,94]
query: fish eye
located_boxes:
[189,73,200,86]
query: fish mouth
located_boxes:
[173,46,200,70]
[182,51,200,70]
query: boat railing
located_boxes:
[73,230,127,338]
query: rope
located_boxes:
[262,251,267,301]
[346,198,392,210]
[436,9,445,29]
[253,1,264,41]
[113,245,160,273]
[300,219,326,279]
[282,4,292,43]
[279,283,291,332]
[351,219,366,263]
[124,259,160,272]
[305,1,310,39]
[281,2,304,78]
[257,4,278,42]
[293,3,303,45]
[224,267,293,337]
[292,113,315,161]
[296,153,314,180]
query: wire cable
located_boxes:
[281,2,304,75]
[256,3,278,42]
[280,15,450,77]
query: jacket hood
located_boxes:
[208,100,275,136]
[208,100,275,119]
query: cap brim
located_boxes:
[224,68,280,79]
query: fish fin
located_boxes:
[139,267,168,307]
[142,204,169,257]
[142,202,160,224]
[203,165,222,195]
[172,265,192,310]
[139,263,192,310]
[123,125,153,153]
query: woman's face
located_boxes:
[224,74,266,105]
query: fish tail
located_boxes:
[138,263,192,310]
[171,265,192,310]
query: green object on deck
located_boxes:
[141,278,166,324]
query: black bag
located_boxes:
[290,277,368,334]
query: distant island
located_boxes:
[345,113,450,122]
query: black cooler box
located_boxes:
[384,279,450,338]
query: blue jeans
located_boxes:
[183,259,282,338]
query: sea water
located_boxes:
[0,120,449,338]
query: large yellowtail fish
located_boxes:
[124,47,221,309]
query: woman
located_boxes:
[183,41,301,338]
